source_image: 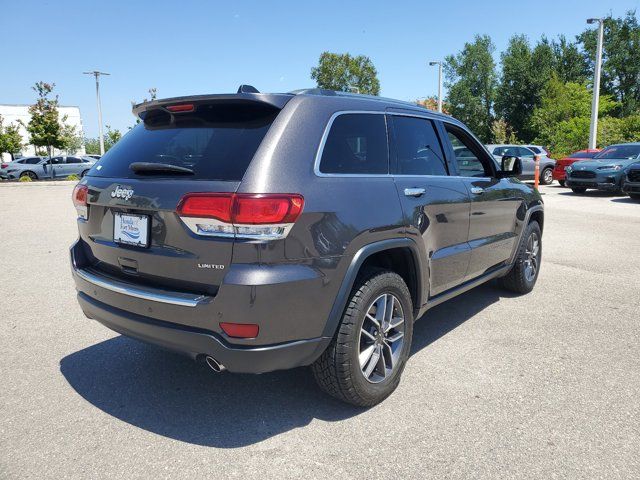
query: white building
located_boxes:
[0,104,86,161]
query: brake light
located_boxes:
[220,322,259,338]
[176,193,304,239]
[1,163,8,169]
[72,184,88,219]
[166,103,195,113]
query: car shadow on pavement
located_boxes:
[60,282,506,448]
[611,197,639,204]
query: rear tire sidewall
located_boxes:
[21,171,36,180]
[559,180,565,187]
[572,187,587,194]
[541,167,553,185]
[347,274,414,403]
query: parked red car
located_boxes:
[553,149,601,186]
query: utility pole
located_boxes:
[83,71,110,155]
[429,61,443,113]
[587,18,604,150]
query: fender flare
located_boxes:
[320,238,425,339]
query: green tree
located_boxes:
[61,123,83,154]
[444,35,497,142]
[311,52,380,95]
[491,118,518,144]
[0,115,24,161]
[551,35,589,83]
[579,12,640,115]
[495,35,534,141]
[22,82,66,175]
[104,125,122,150]
[84,125,122,155]
[531,78,618,156]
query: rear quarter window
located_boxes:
[319,113,388,174]
[88,103,279,181]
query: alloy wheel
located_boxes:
[358,293,405,384]
[523,232,540,282]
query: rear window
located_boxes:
[88,103,279,181]
[319,114,388,174]
[527,146,541,154]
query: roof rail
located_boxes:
[289,88,337,96]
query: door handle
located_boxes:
[470,186,484,195]
[404,187,426,197]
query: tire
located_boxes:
[540,167,553,185]
[559,180,565,187]
[571,187,587,194]
[312,269,414,407]
[20,171,37,180]
[629,193,640,201]
[498,221,542,294]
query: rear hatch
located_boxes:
[76,98,285,295]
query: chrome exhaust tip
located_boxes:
[205,356,226,373]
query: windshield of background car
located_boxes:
[594,145,640,160]
[568,151,599,159]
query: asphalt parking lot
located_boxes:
[1,182,639,479]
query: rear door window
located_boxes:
[66,157,83,164]
[319,113,388,174]
[389,116,447,175]
[88,103,279,181]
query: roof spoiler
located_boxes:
[132,85,292,119]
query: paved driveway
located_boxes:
[1,183,639,479]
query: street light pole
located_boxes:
[429,61,443,113]
[83,70,110,155]
[587,18,604,150]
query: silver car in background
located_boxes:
[5,155,96,180]
[486,144,556,184]
[0,156,44,179]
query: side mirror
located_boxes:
[501,155,522,177]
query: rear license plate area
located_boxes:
[114,212,150,248]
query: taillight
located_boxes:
[72,184,88,220]
[1,163,8,169]
[176,193,304,239]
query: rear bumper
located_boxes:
[70,240,334,373]
[77,292,328,373]
[552,167,566,181]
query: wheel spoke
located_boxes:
[363,347,380,377]
[376,344,386,377]
[360,344,376,369]
[386,331,404,343]
[360,328,376,342]
[366,313,380,329]
[383,341,394,370]
[386,316,404,332]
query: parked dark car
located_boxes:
[70,86,544,406]
[565,143,640,194]
[622,162,640,200]
[553,149,601,186]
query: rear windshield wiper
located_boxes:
[129,162,194,175]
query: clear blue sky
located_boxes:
[2,0,638,137]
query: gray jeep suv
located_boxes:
[70,86,543,406]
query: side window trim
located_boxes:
[440,121,497,178]
[314,110,456,178]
